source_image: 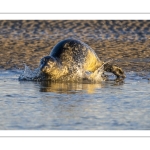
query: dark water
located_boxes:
[0,70,150,130]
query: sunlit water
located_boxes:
[0,70,150,130]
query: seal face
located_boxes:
[40,56,57,74]
[40,39,125,81]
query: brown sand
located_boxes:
[0,20,150,72]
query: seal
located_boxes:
[39,39,125,81]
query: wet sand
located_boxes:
[0,20,150,72]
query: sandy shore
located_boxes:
[0,20,150,72]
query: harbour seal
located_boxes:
[39,39,125,81]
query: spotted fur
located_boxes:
[40,39,125,81]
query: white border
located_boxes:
[0,14,150,20]
[1,137,150,150]
[0,0,150,13]
[0,130,150,137]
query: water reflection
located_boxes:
[1,71,150,129]
[39,81,104,94]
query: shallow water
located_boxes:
[0,70,150,130]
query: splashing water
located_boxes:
[18,64,42,81]
[19,63,104,83]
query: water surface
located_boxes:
[0,70,150,130]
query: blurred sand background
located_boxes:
[0,20,150,72]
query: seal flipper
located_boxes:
[103,63,126,80]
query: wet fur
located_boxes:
[40,39,125,81]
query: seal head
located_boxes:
[40,56,57,74]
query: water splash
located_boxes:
[19,63,104,83]
[18,64,41,81]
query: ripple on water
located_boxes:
[0,70,150,129]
